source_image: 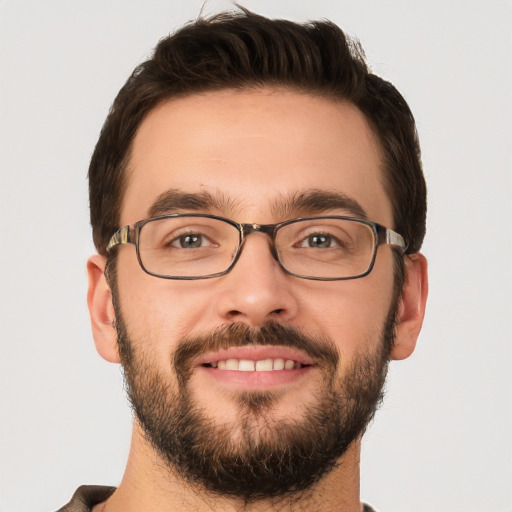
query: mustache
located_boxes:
[173,321,339,385]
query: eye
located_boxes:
[170,233,210,249]
[299,233,337,249]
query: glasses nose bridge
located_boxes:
[240,222,277,241]
[238,222,280,260]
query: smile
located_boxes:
[203,358,308,371]
[196,347,315,388]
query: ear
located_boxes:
[391,253,428,361]
[87,254,121,363]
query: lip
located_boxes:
[195,345,316,390]
[198,365,314,389]
[197,346,315,367]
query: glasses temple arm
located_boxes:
[377,226,408,253]
[106,225,133,252]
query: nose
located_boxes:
[214,233,299,326]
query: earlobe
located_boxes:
[87,254,121,364]
[391,253,428,361]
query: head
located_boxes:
[87,8,428,503]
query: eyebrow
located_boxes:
[147,188,368,220]
[271,190,368,219]
[148,189,240,218]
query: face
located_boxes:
[110,89,401,498]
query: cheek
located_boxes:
[298,269,395,357]
[116,256,218,350]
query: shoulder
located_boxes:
[56,485,116,512]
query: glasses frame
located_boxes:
[106,213,407,281]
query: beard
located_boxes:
[112,288,396,502]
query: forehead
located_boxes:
[122,88,392,226]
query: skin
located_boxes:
[87,88,428,512]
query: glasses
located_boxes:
[106,214,407,281]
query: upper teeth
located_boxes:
[210,358,301,371]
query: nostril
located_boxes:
[226,308,285,322]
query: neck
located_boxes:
[97,422,363,512]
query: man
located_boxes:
[60,8,428,512]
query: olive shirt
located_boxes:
[57,485,377,511]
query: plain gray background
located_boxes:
[0,1,511,511]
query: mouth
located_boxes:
[203,358,309,371]
[196,346,315,389]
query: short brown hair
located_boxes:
[89,9,426,259]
